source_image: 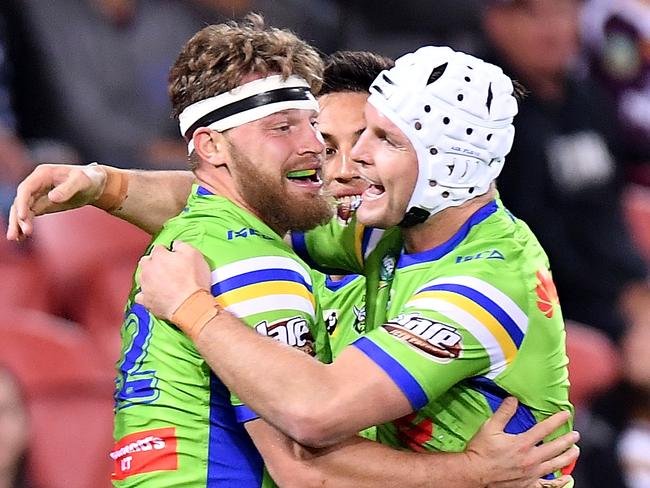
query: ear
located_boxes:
[193,128,228,167]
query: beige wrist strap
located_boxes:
[93,165,129,212]
[171,289,222,341]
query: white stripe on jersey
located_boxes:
[224,294,316,320]
[363,229,385,260]
[211,255,312,286]
[418,276,529,335]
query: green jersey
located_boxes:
[312,272,377,441]
[312,272,367,358]
[112,185,330,487]
[298,199,573,480]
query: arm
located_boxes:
[245,402,578,488]
[6,163,193,240]
[135,243,574,450]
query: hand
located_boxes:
[6,163,107,241]
[135,241,212,321]
[465,397,579,488]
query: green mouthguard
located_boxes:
[287,169,317,178]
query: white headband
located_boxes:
[178,74,319,152]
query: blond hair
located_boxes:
[169,14,323,119]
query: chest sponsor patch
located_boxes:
[384,313,462,362]
[110,427,178,480]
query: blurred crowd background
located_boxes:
[1,0,650,487]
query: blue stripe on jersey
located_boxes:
[233,405,260,424]
[467,376,554,480]
[207,373,263,486]
[397,200,498,269]
[324,274,360,292]
[419,283,524,347]
[352,336,428,410]
[197,186,214,196]
[211,268,313,296]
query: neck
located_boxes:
[402,190,495,254]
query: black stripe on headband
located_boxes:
[183,86,313,141]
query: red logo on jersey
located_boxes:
[536,269,559,318]
[110,427,178,480]
[394,413,434,452]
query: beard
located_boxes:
[228,142,333,234]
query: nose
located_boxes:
[333,150,360,182]
[298,122,325,156]
[350,130,371,168]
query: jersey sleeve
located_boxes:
[351,274,529,411]
[200,234,331,422]
[290,214,388,275]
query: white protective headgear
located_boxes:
[367,46,518,226]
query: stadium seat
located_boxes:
[565,321,622,409]
[623,184,650,264]
[0,308,115,488]
[0,219,52,313]
[31,206,150,325]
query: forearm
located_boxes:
[248,419,479,488]
[101,167,194,234]
[194,312,342,445]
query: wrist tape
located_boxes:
[171,289,221,341]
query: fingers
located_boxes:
[532,430,580,464]
[537,474,573,488]
[537,445,580,481]
[484,396,519,432]
[46,168,91,204]
[521,410,571,446]
[170,240,195,254]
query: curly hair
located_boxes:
[168,14,323,119]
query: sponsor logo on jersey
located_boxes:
[323,309,339,335]
[256,316,315,356]
[384,313,462,362]
[110,427,177,480]
[454,249,505,264]
[535,268,560,318]
[226,227,274,240]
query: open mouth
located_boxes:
[286,168,322,187]
[363,183,385,200]
[335,194,362,224]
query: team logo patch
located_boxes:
[256,316,315,356]
[535,269,559,318]
[110,427,178,480]
[384,313,462,362]
[323,309,339,335]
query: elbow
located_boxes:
[285,402,341,448]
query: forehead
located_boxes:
[364,103,406,137]
[317,92,368,129]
